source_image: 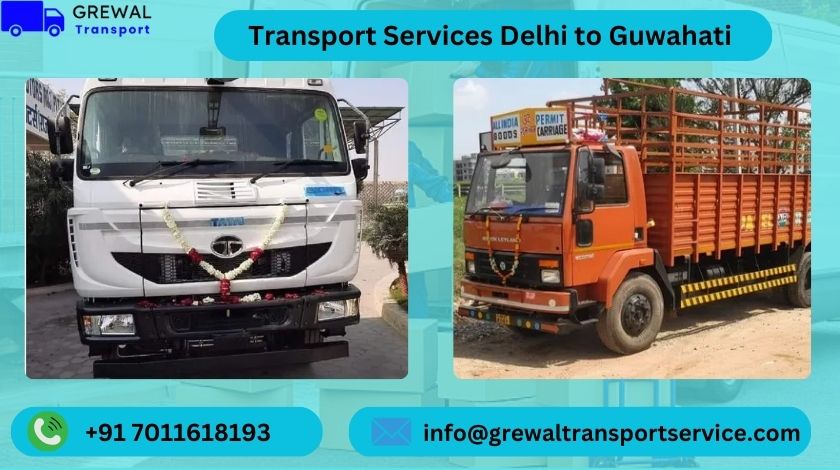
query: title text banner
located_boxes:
[215,10,771,62]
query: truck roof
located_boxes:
[81,78,336,96]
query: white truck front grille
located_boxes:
[194,181,256,204]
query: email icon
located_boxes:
[371,417,411,446]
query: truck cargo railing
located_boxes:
[547,79,811,175]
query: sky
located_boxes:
[40,78,408,181]
[453,78,603,158]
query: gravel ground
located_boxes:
[454,291,810,379]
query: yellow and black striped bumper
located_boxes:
[679,264,797,309]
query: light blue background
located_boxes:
[0,0,837,468]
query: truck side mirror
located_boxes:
[575,182,604,213]
[353,121,369,154]
[351,157,369,181]
[49,158,74,183]
[47,115,73,155]
[69,102,80,115]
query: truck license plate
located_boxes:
[494,313,511,326]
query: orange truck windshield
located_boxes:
[466,151,570,216]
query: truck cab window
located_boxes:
[79,89,348,178]
[491,156,526,206]
[466,151,570,215]
[596,150,627,204]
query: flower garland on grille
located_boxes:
[485,214,524,285]
[161,203,287,300]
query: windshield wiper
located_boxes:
[250,159,342,184]
[127,158,234,187]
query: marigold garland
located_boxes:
[485,214,523,285]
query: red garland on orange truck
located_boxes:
[458,80,811,354]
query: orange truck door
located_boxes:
[570,147,635,287]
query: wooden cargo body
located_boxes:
[550,80,811,267]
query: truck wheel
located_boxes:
[48,25,61,37]
[597,273,664,355]
[786,251,811,308]
[9,25,22,37]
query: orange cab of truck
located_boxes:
[458,80,811,355]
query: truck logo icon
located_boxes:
[1,1,64,37]
[211,236,244,258]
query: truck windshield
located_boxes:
[466,151,571,216]
[78,89,348,179]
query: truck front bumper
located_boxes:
[458,279,582,334]
[460,278,576,314]
[76,284,360,362]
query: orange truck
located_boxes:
[457,80,811,354]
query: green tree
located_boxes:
[689,79,810,120]
[603,78,694,115]
[26,152,73,285]
[599,79,699,139]
[689,79,811,170]
[363,202,408,295]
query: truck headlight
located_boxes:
[317,299,359,321]
[541,269,561,284]
[82,314,135,336]
[467,260,476,274]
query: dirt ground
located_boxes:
[454,292,810,379]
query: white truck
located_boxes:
[47,78,370,377]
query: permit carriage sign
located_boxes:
[490,107,568,150]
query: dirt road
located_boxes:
[454,292,810,379]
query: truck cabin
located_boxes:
[466,141,634,219]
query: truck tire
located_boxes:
[786,251,811,308]
[597,273,664,355]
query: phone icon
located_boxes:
[27,412,67,451]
